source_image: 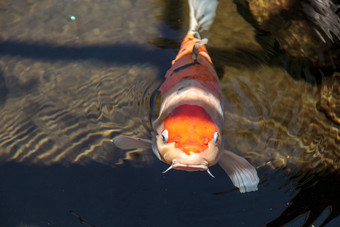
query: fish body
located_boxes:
[152,30,224,171]
[114,0,259,193]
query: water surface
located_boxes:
[0,0,339,226]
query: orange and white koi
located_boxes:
[114,0,259,193]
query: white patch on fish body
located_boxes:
[153,80,224,131]
[177,86,188,95]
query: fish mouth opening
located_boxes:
[170,160,209,172]
[162,160,215,177]
[172,163,208,171]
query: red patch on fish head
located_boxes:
[163,104,218,155]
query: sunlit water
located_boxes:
[0,0,339,226]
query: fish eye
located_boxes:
[213,132,219,144]
[161,129,168,143]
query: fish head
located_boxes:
[152,104,223,172]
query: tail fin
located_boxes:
[188,0,218,33]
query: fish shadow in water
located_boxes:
[0,41,172,72]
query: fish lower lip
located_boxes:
[172,163,208,171]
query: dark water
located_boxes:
[0,0,339,226]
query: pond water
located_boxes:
[0,0,339,226]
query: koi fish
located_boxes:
[113,0,259,193]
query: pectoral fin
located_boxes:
[218,150,259,193]
[113,135,152,150]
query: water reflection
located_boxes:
[0,60,160,166]
[217,0,340,225]
[233,0,340,83]
[319,72,340,124]
[267,170,340,226]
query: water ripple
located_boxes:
[0,61,160,167]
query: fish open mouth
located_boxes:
[162,160,215,177]
[172,163,208,171]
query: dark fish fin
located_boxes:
[218,150,259,193]
[113,135,152,150]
